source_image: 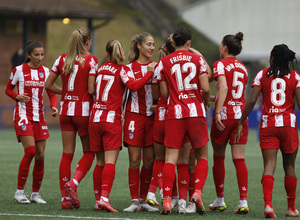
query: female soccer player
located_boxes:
[45,27,98,209]
[236,44,300,218]
[89,40,155,213]
[122,32,159,212]
[157,27,210,215]
[209,32,249,214]
[6,41,58,204]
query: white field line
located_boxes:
[0,213,147,220]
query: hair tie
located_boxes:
[159,46,167,55]
[77,29,81,35]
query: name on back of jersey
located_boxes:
[98,65,117,74]
[169,55,192,64]
[225,62,247,74]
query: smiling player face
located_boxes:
[138,36,155,60]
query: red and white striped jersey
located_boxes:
[126,61,154,116]
[51,53,98,116]
[153,62,167,121]
[89,61,135,124]
[252,68,300,128]
[213,57,248,120]
[157,50,208,120]
[6,63,56,123]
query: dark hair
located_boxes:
[173,27,191,47]
[267,44,296,78]
[158,35,175,59]
[25,41,43,63]
[222,32,243,56]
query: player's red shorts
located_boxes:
[153,120,165,145]
[89,122,122,152]
[210,119,248,145]
[14,120,49,142]
[153,119,190,146]
[59,115,89,136]
[259,126,299,154]
[123,112,154,147]
[164,117,208,149]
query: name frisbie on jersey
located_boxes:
[169,54,192,64]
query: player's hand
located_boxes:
[17,93,30,103]
[215,113,225,131]
[150,104,158,111]
[51,107,59,117]
[147,62,157,72]
[234,123,243,143]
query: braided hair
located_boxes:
[267,44,296,78]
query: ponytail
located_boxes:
[106,40,125,65]
[128,32,152,63]
[63,27,91,75]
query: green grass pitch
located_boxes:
[0,128,299,219]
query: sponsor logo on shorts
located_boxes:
[42,126,48,130]
[129,132,134,140]
[21,124,27,131]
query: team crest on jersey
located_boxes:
[39,72,45,78]
[21,124,27,131]
[129,132,134,140]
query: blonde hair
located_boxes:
[128,32,152,63]
[106,40,125,65]
[63,27,92,75]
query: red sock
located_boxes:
[189,172,195,200]
[233,158,248,200]
[128,168,140,200]
[148,161,158,194]
[162,163,175,199]
[32,159,44,192]
[59,153,74,197]
[17,146,35,190]
[93,164,103,201]
[261,175,274,207]
[177,164,189,201]
[72,151,95,184]
[172,173,178,197]
[156,160,165,190]
[285,176,297,210]
[195,158,208,192]
[213,155,225,198]
[101,163,115,199]
[140,166,153,200]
